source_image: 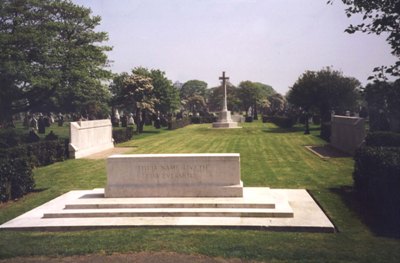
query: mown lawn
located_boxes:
[1,121,399,262]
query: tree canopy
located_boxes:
[237,81,275,118]
[364,80,400,132]
[0,0,111,126]
[180,80,208,114]
[131,67,180,115]
[329,0,400,79]
[111,72,157,133]
[287,67,361,122]
[207,83,241,112]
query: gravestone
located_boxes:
[121,115,127,127]
[106,153,243,198]
[128,113,135,125]
[212,72,239,128]
[69,119,114,159]
[57,113,64,127]
[38,115,46,134]
[30,116,38,131]
[330,115,365,154]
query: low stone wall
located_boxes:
[69,119,114,159]
[105,153,243,198]
[330,115,365,155]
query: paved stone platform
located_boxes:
[0,188,335,232]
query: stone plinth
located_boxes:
[105,153,243,198]
[212,111,239,128]
[231,114,245,123]
[330,115,365,155]
[69,119,114,159]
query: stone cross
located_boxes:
[219,71,229,111]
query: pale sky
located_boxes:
[72,0,397,94]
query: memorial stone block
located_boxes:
[69,119,114,159]
[105,153,243,198]
[330,115,365,154]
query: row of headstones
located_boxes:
[23,113,64,134]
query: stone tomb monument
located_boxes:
[69,119,114,159]
[330,115,366,155]
[212,72,239,128]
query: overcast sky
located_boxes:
[72,0,397,94]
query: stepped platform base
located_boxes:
[0,188,335,232]
[212,122,240,128]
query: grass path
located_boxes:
[1,121,399,262]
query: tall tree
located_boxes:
[329,0,400,79]
[207,83,240,112]
[364,80,400,132]
[131,67,180,115]
[112,73,157,133]
[180,80,208,114]
[287,67,361,123]
[264,93,287,116]
[238,81,275,119]
[0,0,111,126]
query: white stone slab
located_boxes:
[105,154,243,198]
[0,188,335,232]
[69,119,114,159]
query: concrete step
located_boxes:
[0,188,336,232]
[65,201,275,210]
[43,206,293,219]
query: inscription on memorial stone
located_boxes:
[137,164,209,179]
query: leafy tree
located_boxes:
[238,81,275,119]
[207,83,241,112]
[364,80,400,132]
[0,0,111,126]
[329,0,400,79]
[287,67,361,126]
[131,67,180,115]
[264,93,287,116]
[180,80,208,114]
[112,73,157,133]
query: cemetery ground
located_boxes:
[1,121,399,262]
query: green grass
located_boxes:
[1,121,399,262]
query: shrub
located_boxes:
[264,116,295,129]
[0,128,24,148]
[0,157,34,202]
[365,131,400,147]
[190,116,217,124]
[112,127,134,144]
[320,122,331,142]
[203,116,217,123]
[190,116,201,124]
[245,116,253,123]
[26,130,40,143]
[29,140,67,166]
[45,131,59,141]
[353,146,400,230]
[262,116,268,123]
[168,118,191,130]
[0,139,67,168]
